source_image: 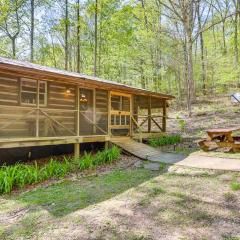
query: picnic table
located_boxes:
[199,127,240,152]
[206,127,240,142]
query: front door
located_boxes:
[110,92,131,136]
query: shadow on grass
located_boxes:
[12,168,162,218]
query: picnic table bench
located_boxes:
[198,127,240,152]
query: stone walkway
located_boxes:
[175,154,240,171]
[111,138,240,171]
[149,152,240,171]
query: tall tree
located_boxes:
[64,0,69,70]
[30,0,34,62]
[232,0,240,65]
[213,0,230,54]
[76,0,81,73]
[0,0,22,58]
[197,0,207,94]
[94,0,98,76]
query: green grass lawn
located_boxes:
[16,169,158,217]
[0,166,240,240]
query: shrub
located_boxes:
[230,182,240,191]
[14,162,40,188]
[94,146,121,166]
[0,165,19,193]
[78,152,94,170]
[148,135,182,147]
[176,117,187,132]
[0,146,121,194]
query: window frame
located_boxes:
[20,78,47,107]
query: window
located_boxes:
[21,78,47,106]
[111,95,130,112]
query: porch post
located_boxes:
[148,96,151,133]
[162,99,167,132]
[74,143,80,159]
[36,79,39,137]
[76,86,80,136]
[105,141,109,149]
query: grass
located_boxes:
[230,182,240,191]
[16,169,158,217]
[1,167,239,239]
[0,146,121,194]
[148,135,182,147]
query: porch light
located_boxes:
[65,87,71,95]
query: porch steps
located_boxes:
[110,138,186,164]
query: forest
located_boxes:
[0,0,239,113]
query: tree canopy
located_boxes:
[0,0,239,113]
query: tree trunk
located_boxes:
[12,37,16,59]
[186,33,194,115]
[197,2,206,95]
[212,8,217,50]
[76,0,81,73]
[234,5,239,65]
[30,0,34,62]
[222,22,227,54]
[65,0,69,71]
[94,0,98,76]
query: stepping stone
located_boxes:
[133,161,143,168]
[144,162,161,171]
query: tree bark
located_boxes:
[186,33,194,115]
[65,0,69,71]
[197,1,206,95]
[12,37,16,59]
[222,22,227,54]
[233,0,240,65]
[94,0,98,76]
[76,0,81,73]
[30,0,34,62]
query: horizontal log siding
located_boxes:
[48,82,76,109]
[0,76,19,105]
[43,82,77,136]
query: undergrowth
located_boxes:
[0,146,121,194]
[230,182,240,191]
[148,135,182,147]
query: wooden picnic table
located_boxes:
[198,127,240,152]
[206,127,240,143]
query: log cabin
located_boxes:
[0,57,174,160]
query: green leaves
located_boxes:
[148,135,182,147]
[0,146,121,194]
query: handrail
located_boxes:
[0,104,77,112]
